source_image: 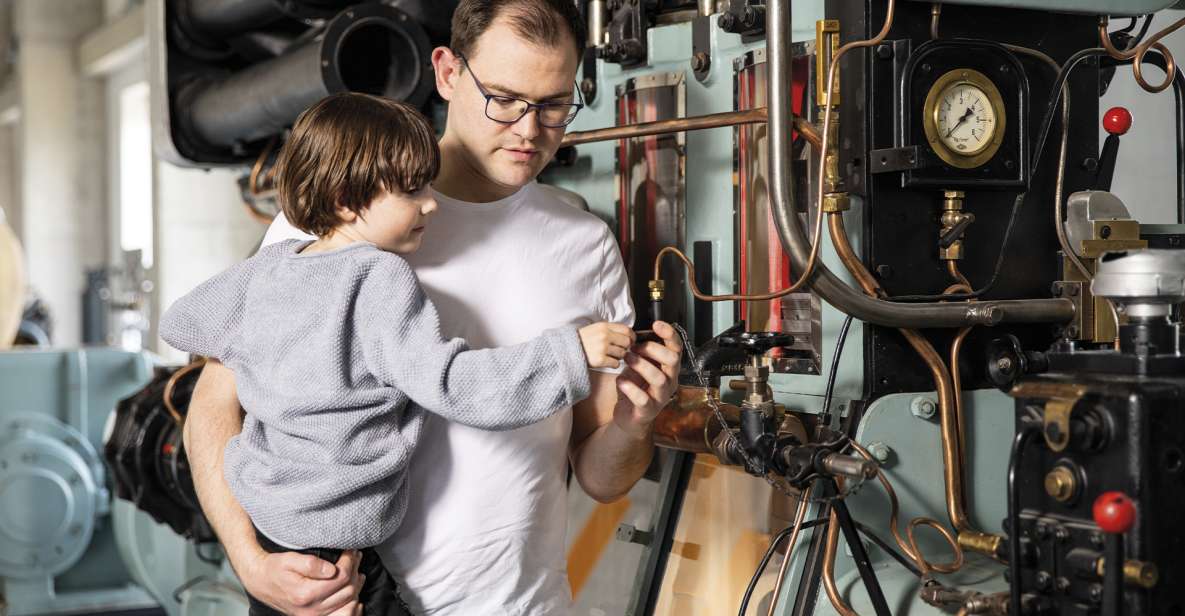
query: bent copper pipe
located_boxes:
[561,108,823,149]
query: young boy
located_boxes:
[159,93,634,615]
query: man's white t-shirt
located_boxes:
[262,181,634,615]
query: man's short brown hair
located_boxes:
[275,93,439,237]
[450,0,586,64]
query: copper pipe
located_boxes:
[1099,17,1180,93]
[821,509,858,616]
[929,3,941,40]
[827,212,970,533]
[163,359,207,427]
[906,517,965,574]
[765,486,813,616]
[653,245,818,302]
[651,386,739,453]
[560,108,823,148]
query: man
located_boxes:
[181,1,683,614]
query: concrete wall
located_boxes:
[13,0,106,347]
[153,164,265,363]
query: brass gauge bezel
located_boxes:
[923,68,1007,169]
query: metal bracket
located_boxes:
[1008,382,1089,453]
[869,146,937,173]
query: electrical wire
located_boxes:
[738,517,829,616]
[820,315,854,426]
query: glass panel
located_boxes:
[615,73,687,329]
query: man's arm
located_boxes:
[569,321,682,502]
[183,360,363,615]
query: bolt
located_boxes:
[1082,157,1099,172]
[1100,225,1112,239]
[1035,522,1051,540]
[581,78,596,97]
[1051,281,1064,295]
[910,396,937,420]
[996,357,1014,373]
[1089,532,1105,548]
[1055,526,1071,543]
[876,44,893,59]
[921,63,932,73]
[1089,584,1103,604]
[718,12,736,31]
[866,441,892,463]
[1035,571,1052,590]
[1055,577,1071,593]
[691,52,710,73]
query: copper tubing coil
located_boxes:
[849,441,963,576]
[652,245,818,302]
[1099,16,1180,93]
[764,485,814,616]
[162,358,208,427]
[560,108,822,149]
[827,212,981,541]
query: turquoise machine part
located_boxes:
[548,6,1030,615]
[907,0,1182,15]
[0,349,233,616]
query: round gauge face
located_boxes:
[922,69,1007,169]
[935,82,997,155]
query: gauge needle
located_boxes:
[944,107,975,138]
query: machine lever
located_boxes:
[1093,107,1132,192]
[1093,491,1136,616]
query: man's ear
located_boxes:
[432,46,461,102]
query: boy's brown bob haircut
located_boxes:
[276,93,440,237]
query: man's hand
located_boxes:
[238,547,364,615]
[614,320,682,439]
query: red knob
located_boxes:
[1093,492,1136,534]
[1103,106,1133,136]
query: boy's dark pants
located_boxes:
[247,528,411,616]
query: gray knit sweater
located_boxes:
[160,240,591,549]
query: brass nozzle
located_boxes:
[648,279,665,302]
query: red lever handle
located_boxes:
[1103,106,1133,136]
[1093,491,1136,534]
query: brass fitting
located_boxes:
[823,151,842,194]
[821,192,851,213]
[1096,558,1160,589]
[939,190,969,260]
[957,530,1004,559]
[648,279,665,302]
[1043,466,1079,503]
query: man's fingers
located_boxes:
[318,575,363,615]
[625,351,665,389]
[617,376,651,407]
[632,341,680,370]
[282,553,337,579]
[336,549,363,578]
[652,320,683,353]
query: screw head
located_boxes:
[910,396,937,420]
[866,441,892,463]
[996,357,1014,373]
[1035,571,1052,589]
[876,44,893,59]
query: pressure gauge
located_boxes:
[923,69,1006,169]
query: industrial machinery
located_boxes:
[34,0,1185,615]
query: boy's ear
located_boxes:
[334,202,358,222]
[432,46,460,102]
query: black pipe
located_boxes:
[182,0,287,38]
[180,3,432,150]
[1008,426,1040,616]
[833,497,892,616]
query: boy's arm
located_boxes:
[358,258,593,429]
[184,360,363,615]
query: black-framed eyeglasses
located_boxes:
[456,53,584,128]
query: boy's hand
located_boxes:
[578,322,635,369]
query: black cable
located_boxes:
[1126,14,1155,50]
[1114,16,1139,36]
[738,518,829,616]
[1008,425,1041,616]
[891,48,1109,303]
[854,521,925,578]
[819,315,854,426]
